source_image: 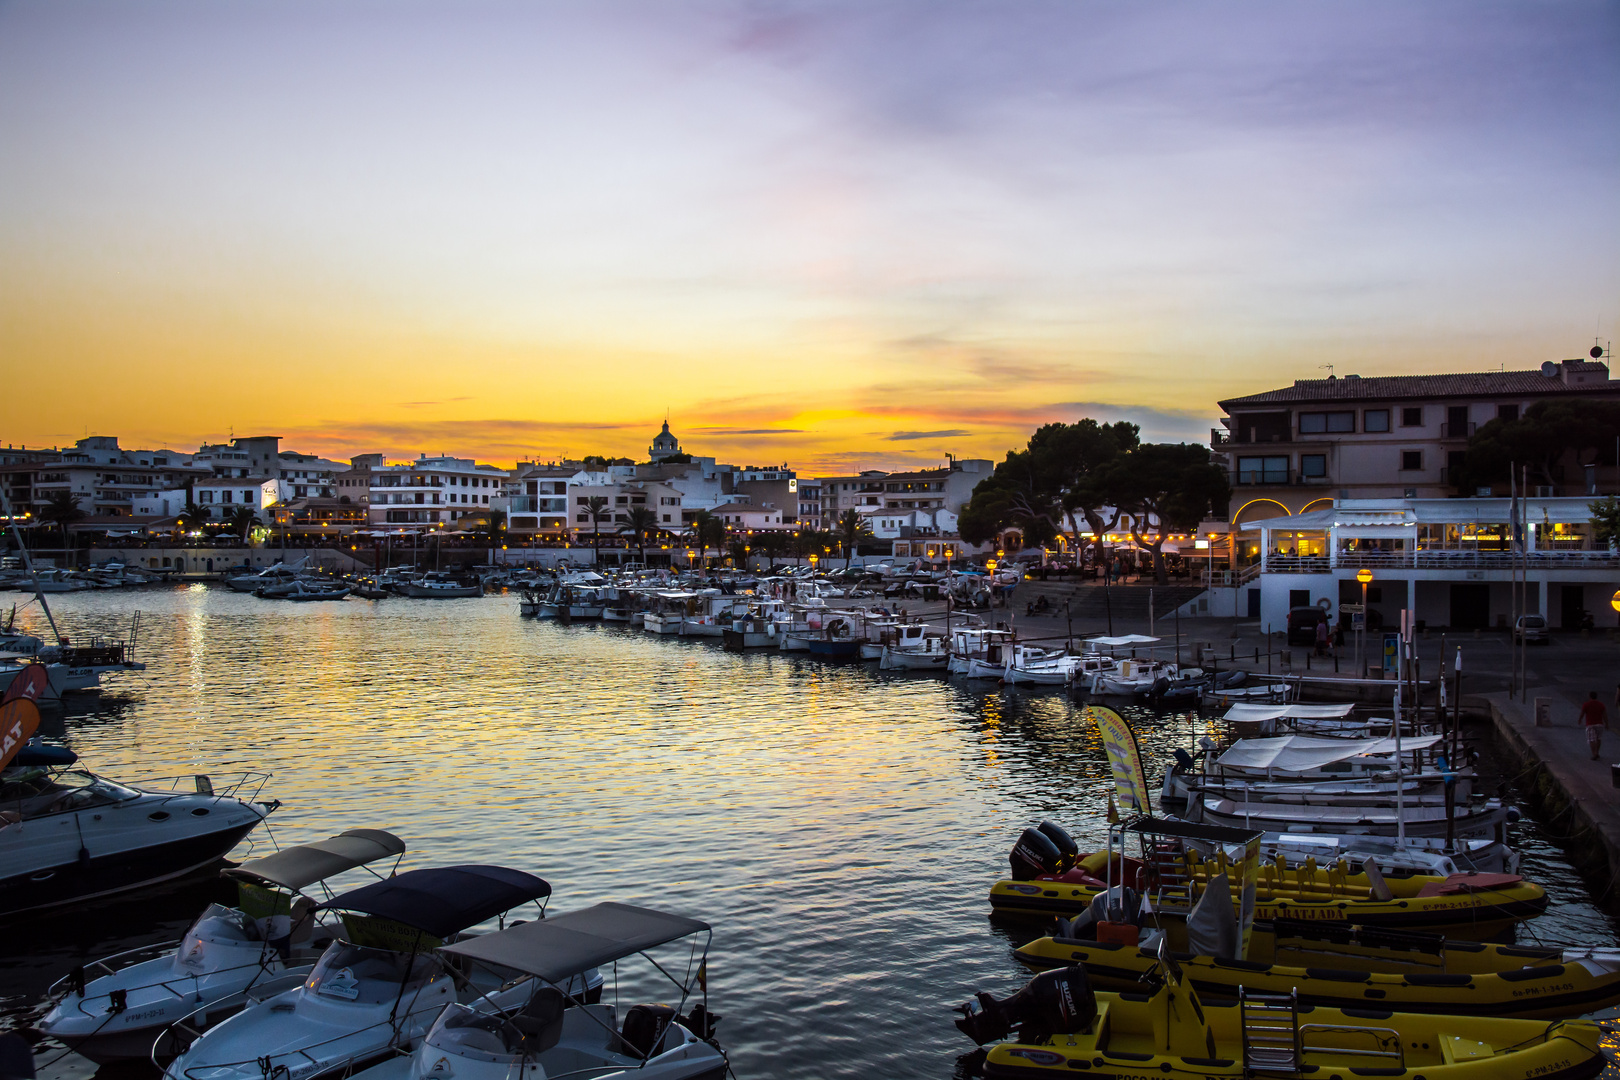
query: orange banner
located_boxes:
[0,697,41,771]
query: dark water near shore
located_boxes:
[2,585,1617,1078]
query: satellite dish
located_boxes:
[1592,345,1605,359]
[1540,361,1558,377]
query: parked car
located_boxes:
[1286,606,1331,646]
[1513,614,1549,644]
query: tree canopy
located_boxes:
[957,419,1139,560]
[1456,399,1620,493]
[1103,441,1229,583]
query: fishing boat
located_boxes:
[1000,645,1088,686]
[804,613,862,659]
[277,581,352,602]
[643,592,697,635]
[954,950,1604,1079]
[344,902,725,1080]
[158,866,598,1080]
[879,624,951,671]
[39,829,407,1062]
[396,573,483,599]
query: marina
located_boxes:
[0,584,1618,1078]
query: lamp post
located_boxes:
[1356,568,1373,676]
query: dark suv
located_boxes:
[1286,606,1330,646]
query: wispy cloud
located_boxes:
[690,427,807,435]
[887,429,969,441]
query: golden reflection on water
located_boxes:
[2,587,1617,1079]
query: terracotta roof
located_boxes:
[1220,361,1612,410]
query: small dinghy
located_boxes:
[158,866,598,1080]
[346,901,726,1080]
[40,829,407,1063]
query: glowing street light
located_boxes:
[1356,568,1373,674]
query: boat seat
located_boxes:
[507,988,568,1054]
[618,1004,676,1059]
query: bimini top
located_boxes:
[440,902,709,983]
[1221,703,1357,725]
[1087,635,1161,647]
[317,865,551,939]
[1121,816,1262,846]
[226,829,406,892]
[1216,734,1444,773]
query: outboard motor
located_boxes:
[955,968,1097,1046]
[1147,676,1170,702]
[1172,748,1195,774]
[1036,821,1078,871]
[1010,822,1076,881]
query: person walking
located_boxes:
[1314,617,1329,657]
[1579,691,1610,760]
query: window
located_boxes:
[1299,411,1354,434]
[1401,451,1423,471]
[1497,403,1519,422]
[1237,456,1288,484]
[1301,454,1327,478]
[1400,407,1423,427]
[577,514,588,522]
[1363,409,1390,433]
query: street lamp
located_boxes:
[1356,568,1373,675]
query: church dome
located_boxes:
[649,420,682,461]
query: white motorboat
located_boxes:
[0,756,276,917]
[1087,657,1182,695]
[1262,831,1521,878]
[1192,792,1516,841]
[397,574,483,599]
[879,624,950,671]
[950,628,1016,677]
[277,581,352,602]
[226,562,310,593]
[159,866,596,1080]
[346,902,725,1080]
[998,644,1090,686]
[39,829,407,1063]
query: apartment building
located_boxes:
[510,464,580,534]
[2,437,208,520]
[1215,358,1618,527]
[368,455,510,525]
[335,454,385,507]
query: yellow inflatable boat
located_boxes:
[956,957,1605,1080]
[993,825,1546,939]
[1013,917,1620,1020]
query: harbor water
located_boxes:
[3,586,1618,1078]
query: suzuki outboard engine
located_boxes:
[955,968,1097,1046]
[1009,821,1078,880]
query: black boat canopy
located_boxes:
[441,902,709,982]
[1123,816,1263,845]
[317,865,550,939]
[226,829,406,892]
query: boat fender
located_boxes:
[1010,828,1065,881]
[954,967,1097,1046]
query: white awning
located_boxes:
[1222,703,1358,725]
[1216,733,1444,773]
[1087,634,1161,647]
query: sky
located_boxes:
[1,1,1616,474]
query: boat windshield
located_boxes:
[425,1003,523,1061]
[305,943,445,1005]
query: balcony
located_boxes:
[1210,428,1230,446]
[1264,550,1620,573]
[1439,422,1475,438]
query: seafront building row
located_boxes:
[2,355,1617,632]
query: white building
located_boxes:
[21,437,206,520]
[1230,497,1619,631]
[709,501,789,531]
[368,456,511,526]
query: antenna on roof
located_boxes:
[1318,364,1334,379]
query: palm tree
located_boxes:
[177,499,208,533]
[585,496,612,564]
[38,491,86,560]
[478,508,508,564]
[225,505,259,543]
[619,506,660,565]
[837,509,874,568]
[686,510,717,569]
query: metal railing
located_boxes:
[1439,421,1475,438]
[1262,550,1620,573]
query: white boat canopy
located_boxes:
[440,902,709,983]
[225,829,406,892]
[1086,635,1161,647]
[1221,703,1358,725]
[1215,734,1445,774]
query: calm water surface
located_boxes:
[3,586,1617,1078]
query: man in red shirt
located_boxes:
[1580,691,1610,760]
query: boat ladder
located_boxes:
[1238,985,1301,1076]
[1143,838,1193,912]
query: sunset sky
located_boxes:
[1,1,1616,474]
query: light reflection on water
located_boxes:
[2,586,1616,1078]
